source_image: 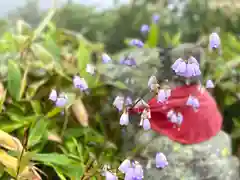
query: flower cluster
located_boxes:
[47,12,220,179]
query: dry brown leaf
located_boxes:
[0,130,23,151]
[47,131,62,143]
[72,98,88,127]
[0,149,41,180]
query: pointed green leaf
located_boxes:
[32,9,56,41]
[28,117,49,148]
[46,107,62,118]
[7,60,22,100]
[146,23,158,48]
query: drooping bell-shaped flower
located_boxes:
[105,171,118,180]
[174,61,187,74]
[133,164,144,180]
[140,24,149,33]
[171,58,184,71]
[73,76,88,91]
[55,93,67,107]
[148,75,157,90]
[113,96,124,111]
[49,89,57,102]
[124,58,137,66]
[120,112,129,126]
[206,80,215,89]
[118,159,131,174]
[186,95,200,109]
[129,39,144,48]
[86,64,95,75]
[167,110,175,119]
[124,168,134,180]
[125,96,133,106]
[143,119,151,130]
[185,62,201,77]
[209,32,221,51]
[155,152,168,169]
[176,112,183,125]
[152,13,160,23]
[102,53,112,63]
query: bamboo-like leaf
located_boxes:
[0,130,23,151]
[7,60,22,100]
[32,9,56,41]
[19,65,29,99]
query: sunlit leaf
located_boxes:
[146,23,158,48]
[7,60,22,100]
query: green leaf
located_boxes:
[32,153,76,165]
[46,107,62,118]
[7,60,22,100]
[0,90,6,113]
[19,65,29,99]
[146,23,158,48]
[26,78,49,99]
[28,117,49,148]
[50,165,67,180]
[77,42,90,74]
[30,101,42,115]
[32,9,56,41]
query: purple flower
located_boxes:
[49,89,57,102]
[118,159,131,174]
[156,152,168,168]
[102,53,112,63]
[133,164,144,180]
[105,171,118,180]
[140,24,149,33]
[124,168,135,180]
[152,14,160,23]
[206,80,215,88]
[73,76,88,91]
[129,39,144,48]
[209,32,221,51]
[55,93,67,107]
[143,119,151,130]
[113,96,124,111]
[126,96,133,106]
[185,63,201,78]
[120,112,129,126]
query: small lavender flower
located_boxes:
[152,13,160,23]
[118,159,131,174]
[102,53,112,63]
[123,58,137,66]
[124,168,135,180]
[120,112,129,126]
[125,96,133,106]
[186,95,194,106]
[167,110,175,119]
[133,164,144,180]
[209,32,221,51]
[55,94,67,107]
[185,62,201,77]
[140,24,149,33]
[155,152,168,168]
[73,76,88,91]
[49,89,57,102]
[105,171,118,180]
[129,39,144,48]
[143,119,151,130]
[86,64,95,75]
[113,96,124,111]
[206,80,215,88]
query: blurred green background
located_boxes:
[0,0,239,179]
